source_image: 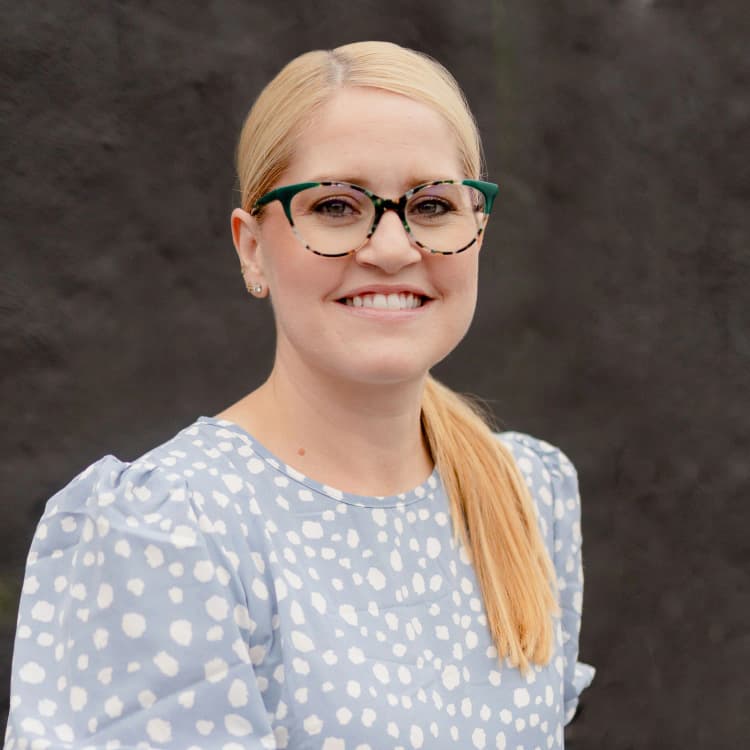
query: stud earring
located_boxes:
[240,263,263,296]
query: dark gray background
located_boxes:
[1,1,748,747]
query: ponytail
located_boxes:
[421,375,559,672]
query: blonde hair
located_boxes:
[235,41,559,671]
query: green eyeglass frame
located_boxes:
[250,179,499,257]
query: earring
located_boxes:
[240,263,262,295]
[243,278,263,295]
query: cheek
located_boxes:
[267,262,309,300]
[260,225,322,299]
[448,256,480,332]
[437,253,479,300]
[263,244,344,322]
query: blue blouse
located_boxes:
[5,416,594,749]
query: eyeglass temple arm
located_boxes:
[462,180,499,214]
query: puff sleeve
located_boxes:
[535,442,596,725]
[4,455,276,749]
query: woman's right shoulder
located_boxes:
[41,426,198,523]
[34,418,242,552]
[30,449,198,575]
[41,417,244,521]
[32,416,274,567]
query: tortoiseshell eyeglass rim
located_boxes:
[249,179,499,258]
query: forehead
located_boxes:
[281,86,464,192]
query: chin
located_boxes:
[282,335,457,388]
[328,352,444,388]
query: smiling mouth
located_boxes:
[337,292,427,310]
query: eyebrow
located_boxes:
[309,175,459,191]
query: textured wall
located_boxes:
[1,1,748,747]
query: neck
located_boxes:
[221,354,434,497]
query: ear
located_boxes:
[231,208,267,291]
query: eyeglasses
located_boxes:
[251,179,499,257]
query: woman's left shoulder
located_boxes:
[494,430,581,543]
[496,430,578,484]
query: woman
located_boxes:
[5,41,593,749]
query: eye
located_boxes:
[312,197,360,217]
[410,197,454,216]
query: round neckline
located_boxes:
[194,415,441,509]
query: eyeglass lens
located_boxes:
[289,183,486,255]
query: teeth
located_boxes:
[343,293,424,310]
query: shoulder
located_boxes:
[496,430,578,485]
[33,420,238,555]
[494,431,582,545]
[47,417,251,505]
[30,461,190,576]
[31,417,282,574]
[42,425,197,515]
[24,421,263,612]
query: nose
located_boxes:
[354,208,423,274]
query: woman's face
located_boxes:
[233,86,483,389]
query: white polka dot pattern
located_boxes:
[4,417,594,749]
